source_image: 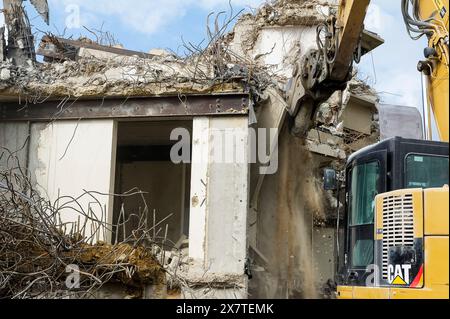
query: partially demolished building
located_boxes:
[0,0,391,299]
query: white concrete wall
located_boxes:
[0,122,30,169]
[29,120,117,242]
[188,116,249,298]
[188,117,210,262]
[255,26,317,79]
[230,24,317,81]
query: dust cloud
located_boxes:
[276,125,326,298]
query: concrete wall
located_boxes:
[0,122,30,169]
[186,116,249,299]
[230,24,317,82]
[312,227,335,291]
[28,120,117,242]
[255,26,317,79]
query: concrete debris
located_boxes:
[0,67,10,81]
[0,148,167,299]
[0,34,276,103]
[0,53,243,98]
[148,48,175,57]
[307,77,380,159]
[224,0,334,63]
[1,0,49,66]
[29,0,50,24]
[0,26,5,62]
[251,0,333,27]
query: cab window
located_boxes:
[406,154,449,188]
[348,160,380,268]
[349,161,380,226]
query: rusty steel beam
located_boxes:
[38,36,157,61]
[0,94,249,121]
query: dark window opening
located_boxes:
[112,121,192,248]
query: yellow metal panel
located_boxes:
[390,287,448,299]
[412,190,424,239]
[424,188,449,235]
[353,287,390,299]
[375,193,384,241]
[333,0,371,80]
[419,0,449,30]
[424,236,449,288]
[427,55,449,142]
[337,286,353,299]
[390,237,448,298]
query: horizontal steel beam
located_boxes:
[0,93,249,121]
[38,35,156,61]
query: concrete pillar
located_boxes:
[186,116,249,299]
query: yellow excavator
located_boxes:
[288,0,449,299]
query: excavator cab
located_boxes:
[335,137,449,298]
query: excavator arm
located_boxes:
[287,0,449,142]
[409,0,449,142]
[286,0,382,136]
[333,0,371,80]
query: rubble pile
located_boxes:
[0,52,245,99]
[0,30,279,104]
[0,148,167,299]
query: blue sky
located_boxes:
[3,0,433,134]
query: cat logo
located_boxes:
[388,264,412,285]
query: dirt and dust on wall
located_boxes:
[247,80,379,299]
[234,0,380,299]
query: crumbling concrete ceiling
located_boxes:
[0,51,248,102]
[0,0,344,104]
[249,0,335,27]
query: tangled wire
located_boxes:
[0,147,182,299]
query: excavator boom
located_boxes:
[409,0,449,142]
[286,0,382,137]
[288,0,449,143]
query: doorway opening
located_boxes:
[113,120,192,249]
